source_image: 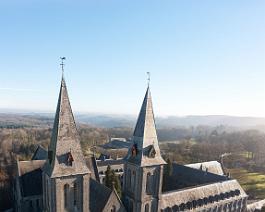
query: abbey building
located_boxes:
[13,74,250,211]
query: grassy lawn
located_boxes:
[228,168,265,200]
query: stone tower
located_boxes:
[42,76,91,212]
[123,86,166,212]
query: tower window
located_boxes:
[111,205,116,212]
[128,169,131,189]
[131,171,136,190]
[146,172,153,194]
[74,182,78,206]
[67,152,74,166]
[64,184,70,208]
[145,203,149,212]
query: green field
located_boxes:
[229,168,265,200]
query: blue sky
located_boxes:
[0,0,264,117]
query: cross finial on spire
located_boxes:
[60,57,66,77]
[147,72,150,87]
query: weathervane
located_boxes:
[147,72,150,86]
[60,57,66,76]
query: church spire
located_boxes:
[44,62,90,178]
[60,57,66,78]
[126,82,166,167]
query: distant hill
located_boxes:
[156,115,265,128]
[68,114,265,131]
[0,112,264,131]
[0,113,53,128]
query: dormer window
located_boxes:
[147,145,156,158]
[67,151,74,166]
[131,144,138,157]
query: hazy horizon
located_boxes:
[0,108,265,119]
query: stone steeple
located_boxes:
[45,76,90,178]
[125,86,166,167]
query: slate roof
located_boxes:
[86,156,100,181]
[96,159,124,167]
[89,178,112,212]
[31,145,48,160]
[125,86,166,167]
[43,76,90,178]
[97,153,111,161]
[166,163,228,191]
[185,161,224,176]
[161,179,247,209]
[18,160,46,197]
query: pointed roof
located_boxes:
[31,145,48,160]
[43,76,90,177]
[125,86,166,167]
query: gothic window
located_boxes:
[111,205,116,212]
[186,202,192,210]
[179,203,186,211]
[64,184,70,208]
[145,203,149,212]
[233,201,237,210]
[172,205,180,211]
[127,199,133,212]
[151,200,156,211]
[128,169,131,189]
[235,189,240,196]
[198,199,203,206]
[192,200,197,208]
[67,152,74,166]
[204,197,209,204]
[74,182,78,206]
[146,172,153,194]
[131,171,136,190]
[148,145,156,158]
[46,179,50,207]
[30,200,33,209]
[131,144,138,156]
[209,196,214,203]
[130,200,134,212]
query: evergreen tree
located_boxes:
[111,170,122,198]
[104,165,122,198]
[164,158,173,176]
[104,165,113,188]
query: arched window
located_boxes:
[29,201,33,209]
[198,199,203,206]
[145,203,149,212]
[172,205,180,211]
[192,200,197,208]
[209,196,214,203]
[111,205,116,212]
[146,172,153,194]
[64,184,69,208]
[74,182,78,206]
[179,203,185,211]
[128,169,131,189]
[46,179,50,207]
[129,200,133,212]
[131,171,136,190]
[151,200,156,212]
[186,202,192,210]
